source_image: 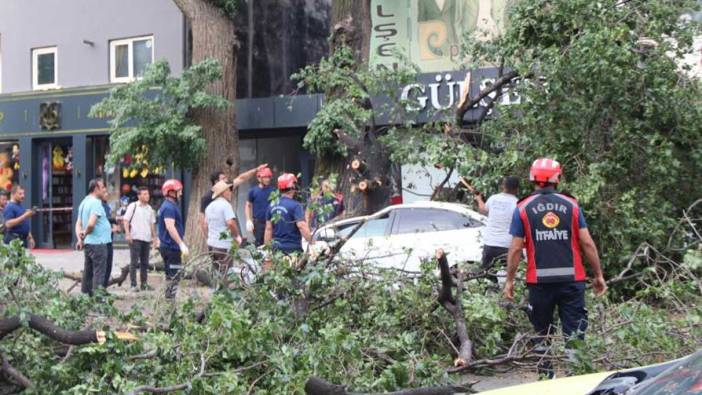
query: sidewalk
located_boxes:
[32,247,131,277]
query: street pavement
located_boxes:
[32,247,131,276]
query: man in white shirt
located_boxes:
[123,187,159,292]
[474,176,519,270]
[204,180,243,278]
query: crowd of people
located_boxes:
[0,156,608,379]
[69,164,344,299]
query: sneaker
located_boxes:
[129,286,139,293]
[140,284,154,291]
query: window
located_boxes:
[110,36,153,83]
[394,208,477,235]
[336,214,391,239]
[32,47,58,90]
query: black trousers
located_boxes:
[527,282,588,343]
[481,245,509,270]
[4,232,28,248]
[129,240,151,287]
[160,247,183,299]
[253,219,266,247]
[102,242,113,287]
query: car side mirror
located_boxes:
[319,227,337,242]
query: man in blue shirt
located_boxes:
[3,185,35,248]
[264,173,313,254]
[75,178,112,296]
[157,179,187,299]
[246,166,275,246]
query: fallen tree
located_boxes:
[1,199,701,392]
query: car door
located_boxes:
[429,209,484,264]
[334,212,394,265]
[389,208,484,272]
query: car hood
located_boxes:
[478,372,613,395]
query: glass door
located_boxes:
[33,139,73,248]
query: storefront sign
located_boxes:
[370,0,513,72]
[0,90,110,135]
[386,69,521,123]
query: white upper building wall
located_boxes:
[0,0,184,93]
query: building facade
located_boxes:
[0,0,329,248]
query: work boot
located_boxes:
[141,283,154,291]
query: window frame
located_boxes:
[109,35,154,83]
[32,46,58,90]
[391,208,478,235]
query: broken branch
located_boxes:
[304,376,464,395]
[1,351,33,389]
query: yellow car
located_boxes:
[479,350,701,395]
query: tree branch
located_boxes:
[304,376,465,395]
[455,70,520,126]
[334,128,363,152]
[430,167,454,201]
[127,352,206,395]
[1,351,33,389]
[0,314,99,344]
[63,265,130,288]
[435,250,473,366]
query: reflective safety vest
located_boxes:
[516,188,586,284]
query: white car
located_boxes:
[304,201,486,272]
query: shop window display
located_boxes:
[92,136,167,245]
[0,142,20,192]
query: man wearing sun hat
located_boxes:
[204,180,243,278]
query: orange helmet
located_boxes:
[161,179,183,197]
[277,173,298,190]
[529,158,561,185]
[256,167,273,178]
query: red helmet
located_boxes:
[161,179,183,196]
[529,158,562,185]
[277,173,298,190]
[257,167,273,178]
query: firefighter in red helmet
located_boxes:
[503,158,607,379]
[157,179,187,299]
[264,173,313,254]
[245,166,275,246]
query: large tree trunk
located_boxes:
[173,0,239,252]
[314,0,400,217]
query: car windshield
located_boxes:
[632,350,702,395]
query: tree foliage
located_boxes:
[89,60,228,171]
[384,0,702,275]
[1,233,700,393]
[293,46,418,157]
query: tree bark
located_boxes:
[313,0,400,217]
[304,376,460,395]
[435,250,473,367]
[0,314,98,344]
[172,0,239,253]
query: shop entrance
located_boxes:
[33,138,74,248]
